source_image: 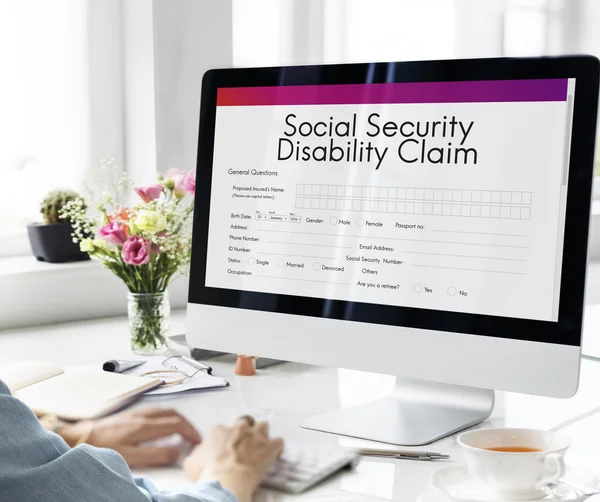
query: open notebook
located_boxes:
[0,361,162,421]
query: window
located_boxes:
[0,1,90,236]
[233,0,600,180]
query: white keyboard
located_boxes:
[262,443,360,494]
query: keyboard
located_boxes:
[262,443,360,494]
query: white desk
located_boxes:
[1,311,600,501]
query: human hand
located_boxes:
[63,408,201,467]
[183,416,284,502]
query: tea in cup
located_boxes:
[457,428,570,501]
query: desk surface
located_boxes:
[1,311,600,501]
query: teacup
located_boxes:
[457,428,571,501]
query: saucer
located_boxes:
[429,465,593,502]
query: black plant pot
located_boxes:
[26,223,90,264]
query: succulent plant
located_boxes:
[40,190,84,225]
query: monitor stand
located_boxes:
[300,378,495,446]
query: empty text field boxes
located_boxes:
[295,184,532,220]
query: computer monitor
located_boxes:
[187,57,599,446]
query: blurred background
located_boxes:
[2,0,600,327]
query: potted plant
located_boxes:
[26,190,90,263]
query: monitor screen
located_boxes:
[203,78,575,323]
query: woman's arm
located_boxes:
[0,381,236,502]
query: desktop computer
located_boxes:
[186,57,599,446]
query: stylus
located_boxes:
[357,448,450,460]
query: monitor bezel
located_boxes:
[189,56,599,347]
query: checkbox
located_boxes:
[492,191,502,203]
[345,186,354,197]
[501,206,510,218]
[481,205,491,217]
[472,190,482,203]
[336,199,344,210]
[378,201,387,212]
[296,197,302,208]
[362,186,371,198]
[388,187,397,199]
[522,192,532,205]
[297,185,304,195]
[327,199,336,210]
[471,205,481,217]
[406,202,415,213]
[353,200,361,211]
[491,206,501,218]
[337,186,345,197]
[424,203,433,214]
[415,188,424,200]
[396,202,406,213]
[462,190,472,202]
[343,199,352,210]
[320,198,327,209]
[424,189,434,200]
[452,204,461,216]
[433,203,442,215]
[521,207,531,219]
[380,187,389,198]
[453,190,462,202]
[407,188,416,200]
[461,205,471,216]
[502,191,511,204]
[311,198,319,209]
[361,200,369,211]
[387,201,396,212]
[511,207,521,219]
[443,189,452,201]
[398,188,407,199]
[354,186,362,197]
[371,187,380,198]
[482,191,491,203]
[321,186,329,196]
[370,200,378,211]
[434,189,443,201]
[415,202,424,214]
[442,204,451,215]
[511,192,522,204]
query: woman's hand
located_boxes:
[183,417,284,502]
[62,408,201,467]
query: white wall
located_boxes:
[152,0,234,175]
[122,0,157,185]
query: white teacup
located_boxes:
[457,428,571,501]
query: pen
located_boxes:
[357,448,450,461]
[180,355,213,375]
[102,359,146,373]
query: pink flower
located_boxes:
[180,171,196,194]
[121,236,151,265]
[98,221,128,245]
[135,184,163,203]
[167,169,186,196]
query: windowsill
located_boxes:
[0,256,101,276]
[0,255,189,330]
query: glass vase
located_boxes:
[127,292,170,355]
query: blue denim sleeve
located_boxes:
[0,381,237,502]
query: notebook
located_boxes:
[0,361,162,421]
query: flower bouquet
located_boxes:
[63,166,196,354]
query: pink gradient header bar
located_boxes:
[217,79,568,106]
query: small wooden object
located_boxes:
[234,355,256,376]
